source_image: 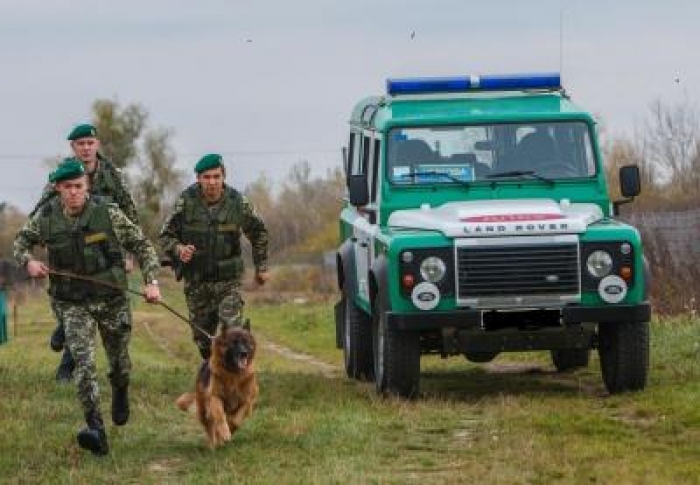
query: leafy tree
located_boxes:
[86,98,184,240]
[92,99,147,169]
[134,127,184,240]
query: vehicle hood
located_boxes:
[387,199,603,237]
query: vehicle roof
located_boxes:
[350,92,595,131]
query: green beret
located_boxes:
[49,158,85,183]
[67,123,98,141]
[195,153,224,174]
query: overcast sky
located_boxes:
[1,0,697,212]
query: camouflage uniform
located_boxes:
[29,157,138,381]
[14,199,160,416]
[159,183,268,358]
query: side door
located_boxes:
[353,131,381,308]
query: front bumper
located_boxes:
[386,302,651,331]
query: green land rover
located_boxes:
[335,73,650,398]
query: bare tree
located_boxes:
[243,162,344,259]
[642,97,700,197]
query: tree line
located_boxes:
[1,96,699,313]
[0,98,345,265]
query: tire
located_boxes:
[342,292,374,381]
[551,349,591,372]
[372,296,420,398]
[598,321,649,394]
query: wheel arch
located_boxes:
[337,240,356,296]
[369,254,390,312]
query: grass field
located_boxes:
[1,281,700,484]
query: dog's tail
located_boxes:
[176,392,196,412]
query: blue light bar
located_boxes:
[386,73,561,96]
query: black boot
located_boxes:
[50,323,66,352]
[55,349,75,383]
[111,384,129,426]
[77,410,109,456]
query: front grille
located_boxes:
[457,241,580,301]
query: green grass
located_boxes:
[2,287,700,483]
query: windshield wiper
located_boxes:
[405,170,471,189]
[486,170,554,186]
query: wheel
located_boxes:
[551,349,590,372]
[598,321,649,393]
[342,292,374,381]
[372,296,420,398]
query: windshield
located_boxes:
[387,121,597,185]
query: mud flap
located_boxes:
[334,300,344,349]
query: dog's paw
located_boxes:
[176,393,195,412]
[221,425,232,442]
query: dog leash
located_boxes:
[47,268,215,340]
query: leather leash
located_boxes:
[47,268,215,340]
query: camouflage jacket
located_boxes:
[159,184,269,278]
[14,201,160,286]
[29,158,139,224]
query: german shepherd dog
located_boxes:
[176,327,259,448]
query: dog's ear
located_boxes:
[243,318,251,331]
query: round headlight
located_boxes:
[420,256,446,283]
[586,250,613,278]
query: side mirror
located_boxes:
[613,164,641,215]
[348,174,369,207]
[619,165,641,198]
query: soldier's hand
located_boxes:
[144,283,161,303]
[177,244,196,263]
[27,260,49,278]
[255,270,270,286]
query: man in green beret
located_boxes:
[14,159,161,456]
[159,154,269,359]
[30,123,140,384]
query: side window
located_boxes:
[346,132,356,176]
[360,135,371,175]
[370,139,381,203]
[350,132,363,176]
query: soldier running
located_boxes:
[15,159,161,456]
[30,123,140,383]
[159,153,269,359]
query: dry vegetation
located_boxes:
[604,96,700,315]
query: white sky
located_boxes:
[0,0,697,211]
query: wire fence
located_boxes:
[621,208,700,315]
[622,209,700,266]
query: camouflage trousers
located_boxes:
[184,280,244,359]
[52,296,131,415]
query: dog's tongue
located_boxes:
[237,357,248,369]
